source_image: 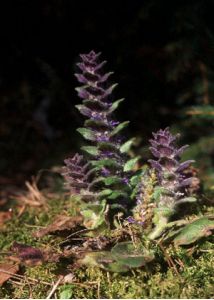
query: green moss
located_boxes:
[0,195,214,298]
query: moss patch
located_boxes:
[0,195,214,299]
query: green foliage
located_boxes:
[173,217,214,246]
[59,285,74,299]
[81,146,99,156]
[123,156,140,172]
[80,200,107,230]
[0,193,214,299]
[111,241,154,268]
[110,121,130,137]
[108,98,125,114]
[76,128,96,141]
[79,241,154,272]
[120,138,135,153]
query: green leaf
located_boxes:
[98,189,128,200]
[110,121,130,137]
[98,189,113,197]
[81,146,99,156]
[75,104,89,113]
[173,217,214,246]
[79,251,114,267]
[83,99,108,109]
[81,201,107,230]
[79,242,154,273]
[123,157,140,172]
[59,285,74,299]
[154,206,175,218]
[77,128,96,141]
[75,85,87,93]
[107,98,125,114]
[152,186,166,201]
[106,83,118,95]
[91,159,121,169]
[176,197,197,205]
[104,176,125,186]
[103,261,129,272]
[79,251,129,272]
[98,141,118,151]
[130,175,140,186]
[111,242,154,268]
[85,119,106,128]
[120,138,135,153]
[108,191,128,200]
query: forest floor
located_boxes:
[0,172,214,299]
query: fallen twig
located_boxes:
[46,276,64,299]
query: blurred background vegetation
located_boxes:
[1,0,214,196]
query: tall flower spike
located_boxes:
[75,51,134,207]
[148,127,196,239]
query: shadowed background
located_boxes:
[1,0,214,189]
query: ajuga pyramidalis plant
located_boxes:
[147,127,196,239]
[60,51,214,272]
[63,51,138,228]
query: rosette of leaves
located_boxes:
[147,127,197,239]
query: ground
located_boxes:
[0,178,214,299]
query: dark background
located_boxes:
[1,0,214,187]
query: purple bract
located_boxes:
[148,127,194,198]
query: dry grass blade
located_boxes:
[0,267,52,286]
[46,276,64,299]
[33,215,83,238]
[158,242,180,277]
[14,177,48,208]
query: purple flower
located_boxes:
[149,127,195,197]
[73,51,131,206]
[62,153,91,194]
[101,167,111,176]
[109,120,119,127]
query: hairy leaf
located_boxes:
[107,98,125,114]
[91,159,121,169]
[110,121,130,137]
[120,138,135,153]
[123,157,140,172]
[81,201,107,230]
[77,128,96,141]
[81,146,99,156]
[111,242,154,267]
[173,217,214,246]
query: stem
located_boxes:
[148,215,169,240]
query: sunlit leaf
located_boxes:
[123,157,140,172]
[81,146,99,156]
[173,217,214,246]
[77,128,96,141]
[120,138,135,153]
[110,121,129,137]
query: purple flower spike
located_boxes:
[73,51,132,206]
[148,128,198,240]
[149,127,194,194]
[62,153,92,195]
